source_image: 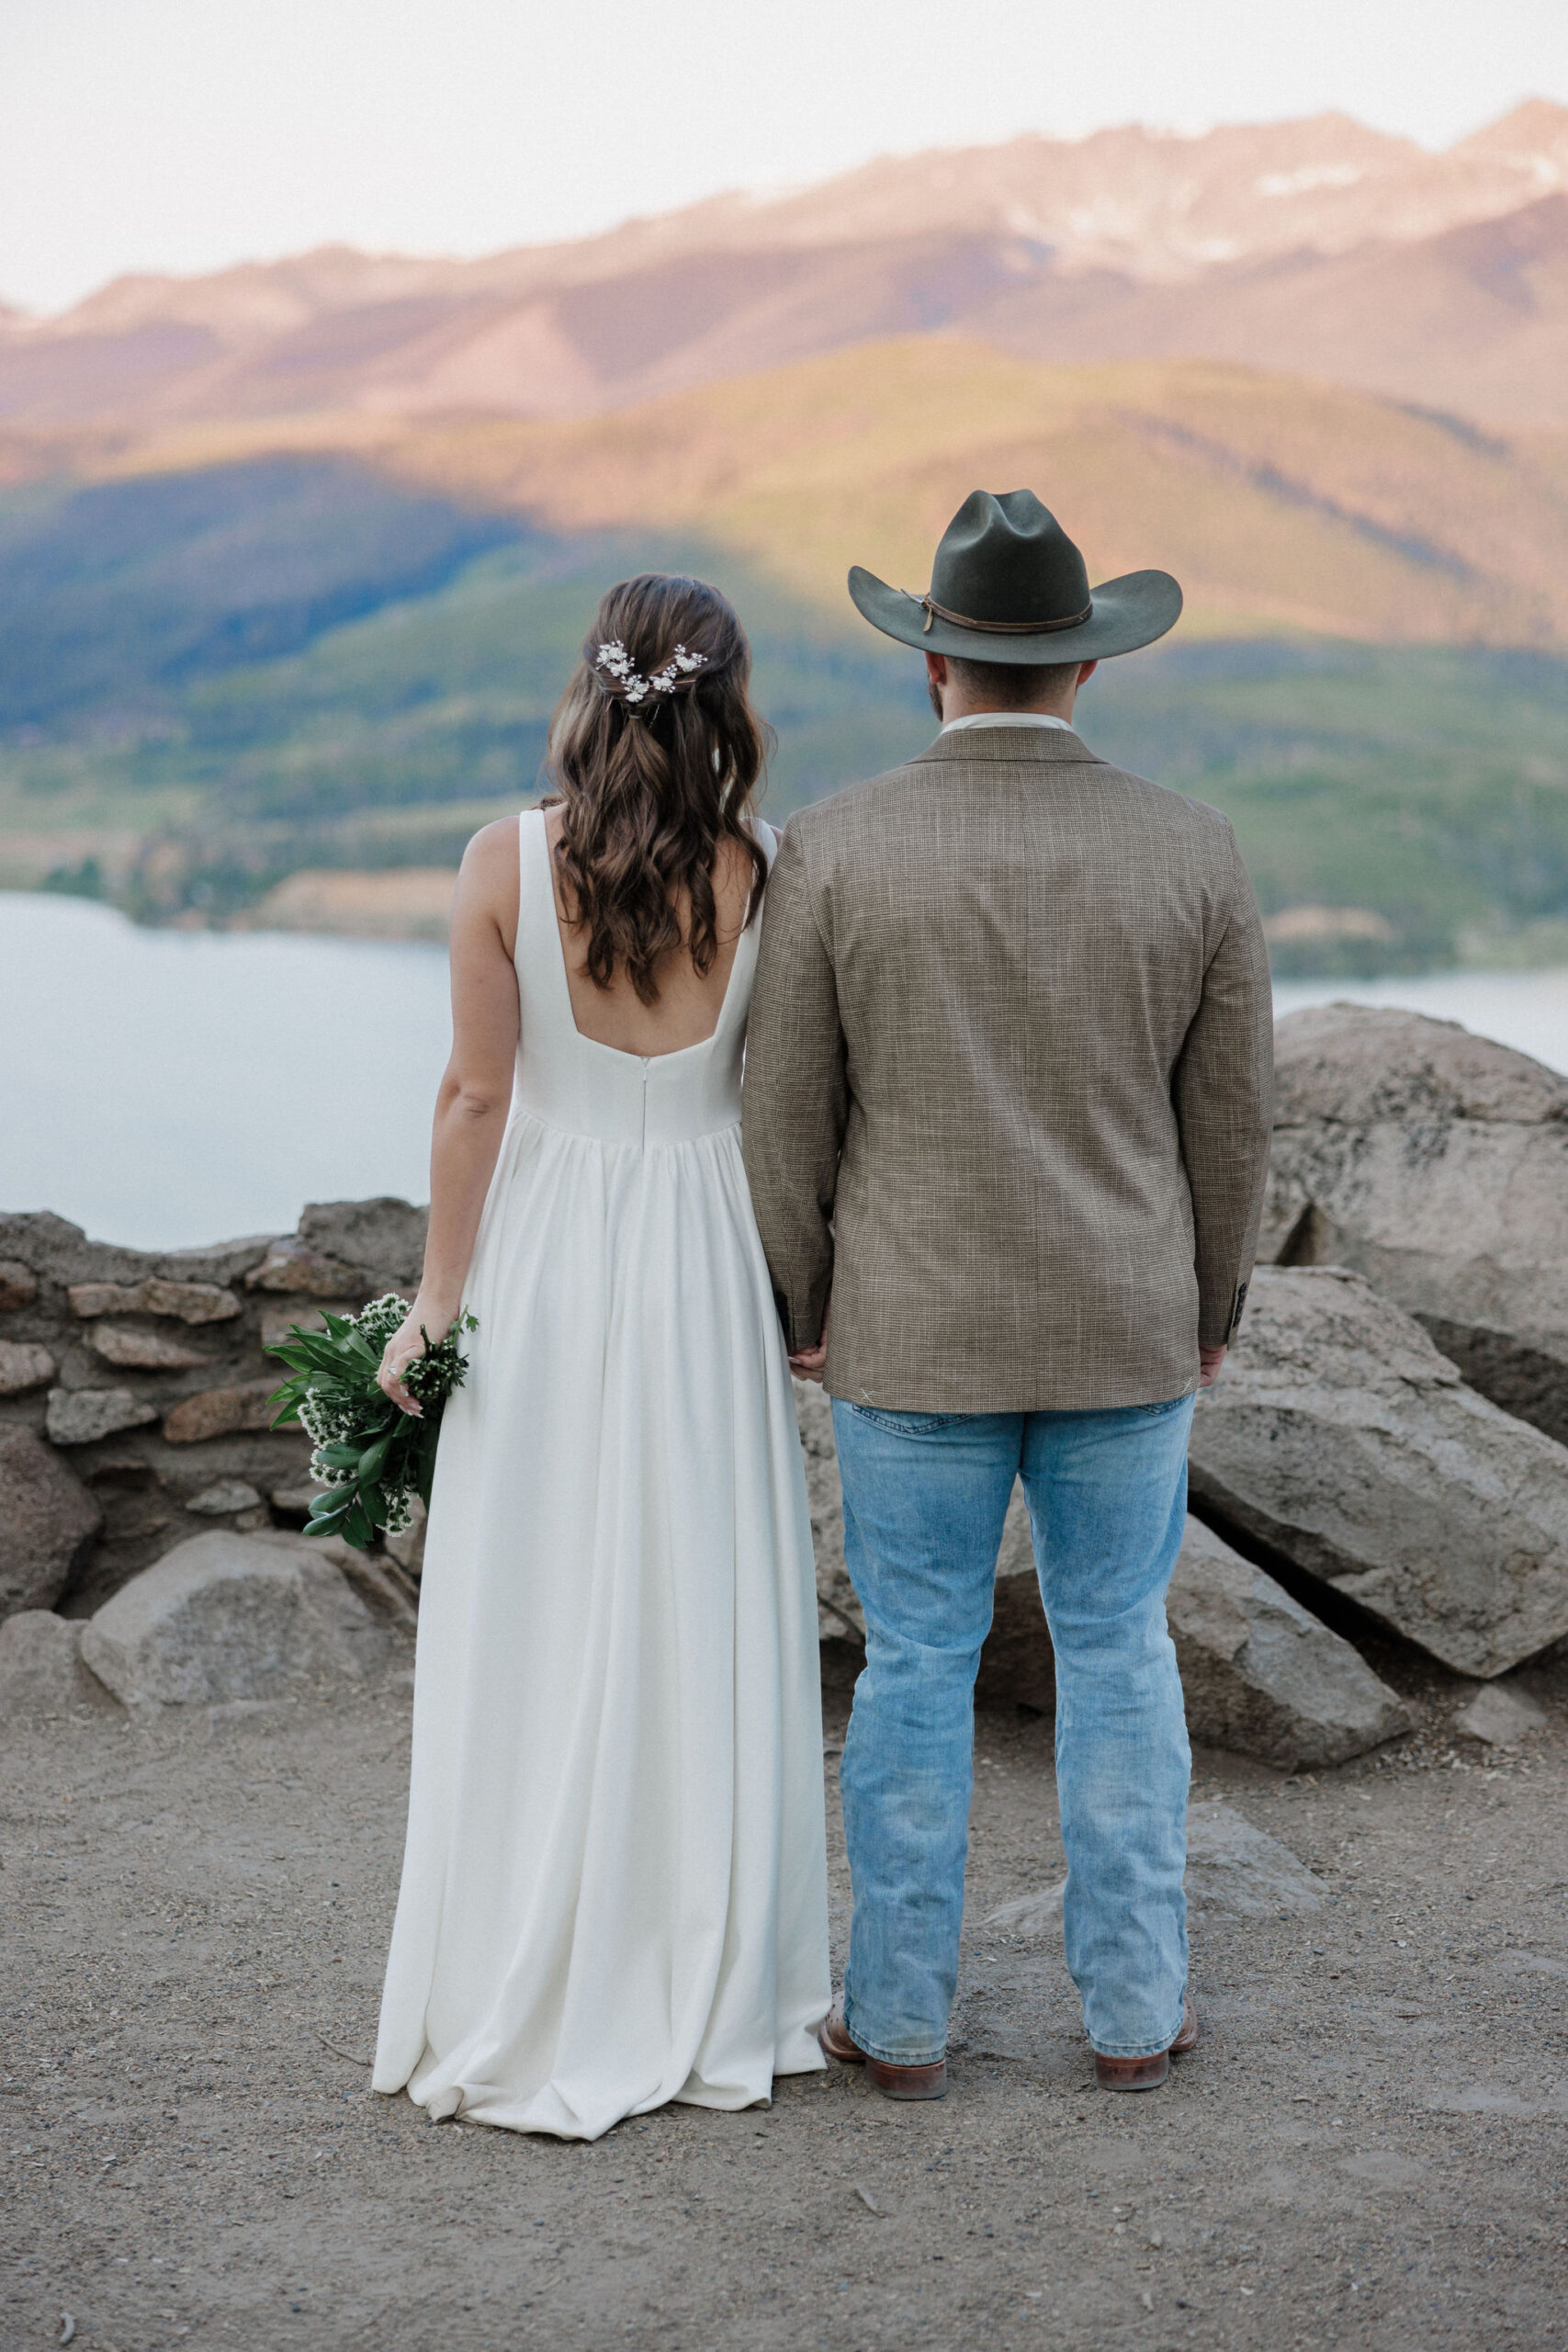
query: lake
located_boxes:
[6,892,1568,1253]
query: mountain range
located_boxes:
[4,102,1567,430]
[3,104,1568,976]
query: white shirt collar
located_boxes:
[940,710,1077,736]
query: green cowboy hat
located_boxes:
[848,488,1182,664]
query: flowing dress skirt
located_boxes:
[372,1102,831,2141]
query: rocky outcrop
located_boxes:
[1189,1266,1568,1679]
[79,1532,389,1707]
[0,1427,102,1614]
[0,1199,429,1618]
[1265,1005,1568,1445]
[1168,1517,1410,1768]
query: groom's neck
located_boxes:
[926,651,1091,728]
[939,681,1077,723]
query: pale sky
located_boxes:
[3,0,1565,314]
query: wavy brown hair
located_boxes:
[542,573,772,1004]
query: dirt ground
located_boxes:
[5,1632,1568,2352]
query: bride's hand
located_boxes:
[377,1300,456,1417]
[788,1299,830,1385]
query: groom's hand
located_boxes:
[1198,1343,1227,1388]
[789,1303,830,1385]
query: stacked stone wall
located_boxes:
[0,1198,427,1616]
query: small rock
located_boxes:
[244,1238,366,1297]
[45,1387,160,1447]
[269,1483,328,1523]
[186,1480,264,1516]
[86,1324,212,1371]
[67,1277,241,1325]
[1185,1800,1326,1916]
[1170,1517,1411,1769]
[1189,1267,1568,1678]
[0,1611,118,1717]
[0,1340,55,1396]
[0,1258,39,1310]
[1454,1681,1548,1748]
[298,1197,427,1289]
[79,1531,388,1706]
[985,1879,1066,1938]
[985,1804,1324,1930]
[162,1380,279,1444]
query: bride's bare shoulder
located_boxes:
[452,816,525,948]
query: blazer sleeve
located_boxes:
[740,820,847,1352]
[1173,823,1275,1348]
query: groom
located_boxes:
[743,490,1273,2098]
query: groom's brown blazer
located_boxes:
[741,723,1274,1412]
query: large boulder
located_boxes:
[79,1531,389,1707]
[794,1384,1405,1754]
[1265,1005,1568,1445]
[1190,1266,1568,1679]
[0,1427,102,1616]
[1169,1516,1410,1768]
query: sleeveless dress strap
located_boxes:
[513,808,556,980]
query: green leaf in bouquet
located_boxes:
[304,1505,354,1540]
[342,1499,378,1549]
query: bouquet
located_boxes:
[267,1294,478,1551]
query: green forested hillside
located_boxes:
[2,457,1566,972]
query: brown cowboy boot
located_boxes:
[1093,1995,1199,2093]
[817,2006,948,2101]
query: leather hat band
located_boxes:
[916,593,1094,637]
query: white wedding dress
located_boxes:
[372,809,829,2141]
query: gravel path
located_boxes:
[5,1635,1567,2352]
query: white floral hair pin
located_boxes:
[592,639,707,707]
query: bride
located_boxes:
[369,573,830,2141]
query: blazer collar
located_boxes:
[911,722,1103,769]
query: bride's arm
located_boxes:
[378,820,521,1413]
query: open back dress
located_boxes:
[372,809,830,2141]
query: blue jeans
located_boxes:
[830,1395,1194,2063]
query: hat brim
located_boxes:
[847,565,1182,662]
